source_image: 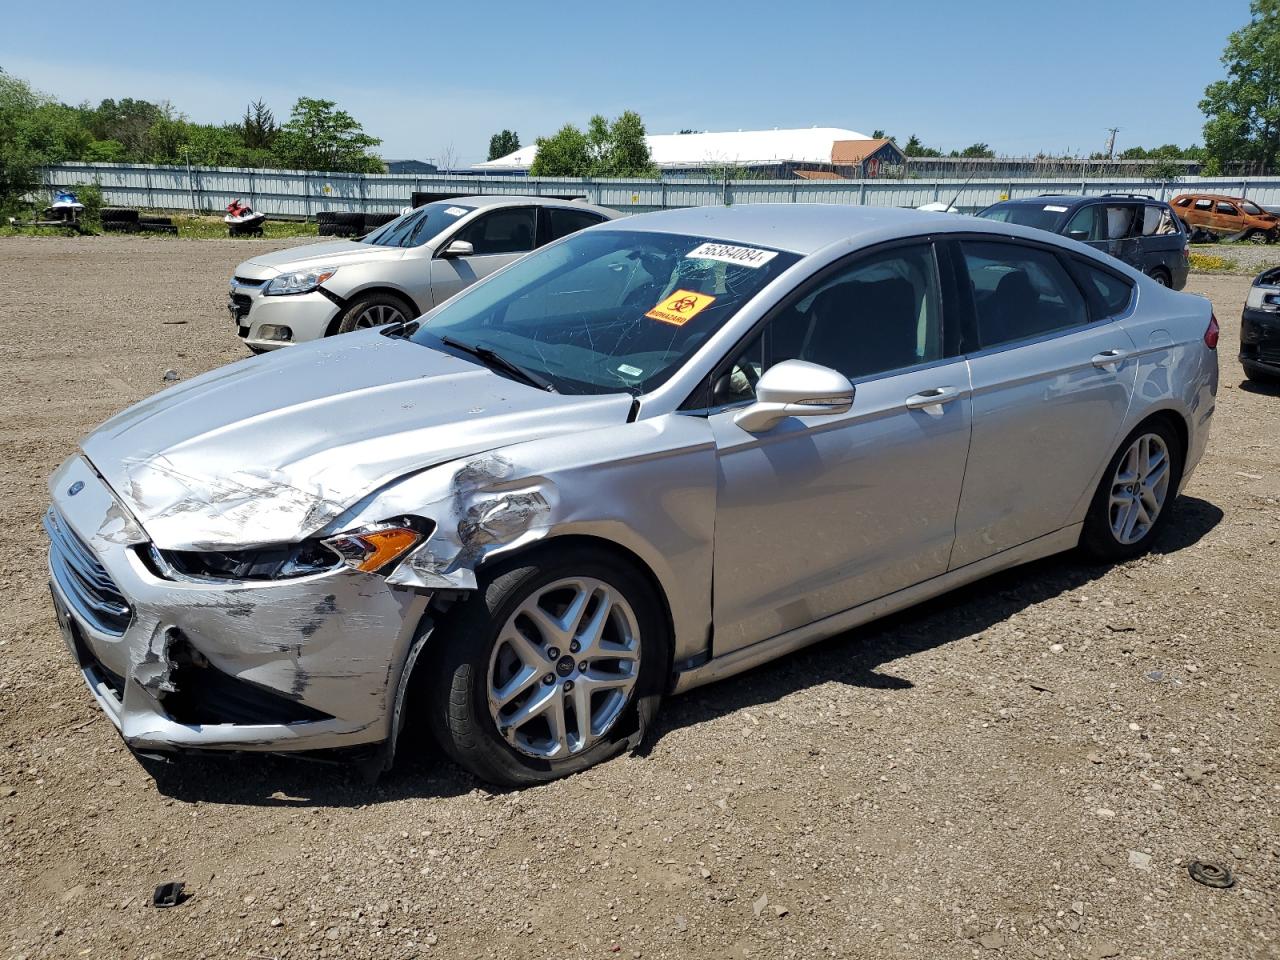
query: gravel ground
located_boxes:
[0,237,1276,960]
[1189,243,1280,275]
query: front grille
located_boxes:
[230,293,253,309]
[232,276,266,287]
[44,509,132,635]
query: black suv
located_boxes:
[976,194,1189,290]
[1241,266,1280,383]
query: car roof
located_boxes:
[1172,193,1253,203]
[995,194,1166,209]
[450,195,619,218]
[606,202,1118,257]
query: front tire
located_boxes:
[424,546,667,787]
[1080,419,1184,561]
[334,293,414,335]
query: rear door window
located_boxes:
[1103,204,1141,240]
[1079,263,1135,317]
[544,208,606,244]
[1194,198,1213,210]
[1141,205,1180,236]
[1216,201,1239,216]
[961,240,1090,349]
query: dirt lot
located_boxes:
[0,237,1276,960]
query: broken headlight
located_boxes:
[321,519,430,574]
[146,518,433,582]
[150,540,343,582]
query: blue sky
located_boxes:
[0,0,1253,166]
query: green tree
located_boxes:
[1200,0,1280,172]
[592,110,655,177]
[0,69,85,207]
[903,134,942,158]
[272,97,383,172]
[241,98,278,150]
[958,142,995,158]
[487,129,520,160]
[529,123,592,176]
[530,111,656,177]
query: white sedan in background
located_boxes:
[226,196,618,351]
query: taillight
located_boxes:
[1204,314,1219,350]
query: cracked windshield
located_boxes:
[413,230,799,394]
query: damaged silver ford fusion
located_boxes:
[46,205,1216,786]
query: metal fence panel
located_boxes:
[42,162,1280,218]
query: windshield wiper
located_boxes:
[437,335,557,392]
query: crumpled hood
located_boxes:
[81,332,633,550]
[236,239,403,278]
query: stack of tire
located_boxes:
[100,208,140,233]
[316,211,399,237]
[363,212,398,233]
[138,215,177,235]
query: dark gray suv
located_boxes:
[977,194,1190,290]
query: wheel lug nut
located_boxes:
[542,673,555,685]
[546,646,560,660]
[569,641,580,653]
[563,680,574,692]
[579,661,589,673]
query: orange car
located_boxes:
[1170,194,1278,244]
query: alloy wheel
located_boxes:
[1108,432,1171,545]
[354,303,405,328]
[487,577,640,760]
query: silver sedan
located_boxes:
[47,204,1217,785]
[227,196,618,351]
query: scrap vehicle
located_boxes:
[47,204,1217,786]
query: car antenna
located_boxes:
[945,174,976,214]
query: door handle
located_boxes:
[1091,348,1129,369]
[905,386,960,410]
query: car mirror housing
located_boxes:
[441,240,474,259]
[733,359,854,433]
[1067,229,1090,241]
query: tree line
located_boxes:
[0,68,383,208]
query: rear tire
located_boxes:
[334,293,415,335]
[1080,419,1184,561]
[1149,268,1171,287]
[422,546,668,787]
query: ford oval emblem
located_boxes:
[67,481,84,496]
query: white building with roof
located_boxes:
[473,126,904,177]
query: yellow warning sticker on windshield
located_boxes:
[646,289,716,326]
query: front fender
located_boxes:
[329,414,718,663]
[321,261,426,315]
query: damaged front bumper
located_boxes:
[46,456,428,754]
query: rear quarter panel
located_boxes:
[1116,280,1217,490]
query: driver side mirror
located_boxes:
[1067,229,1090,241]
[733,359,854,433]
[440,239,474,259]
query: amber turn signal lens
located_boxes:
[323,526,422,573]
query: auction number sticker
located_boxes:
[444,206,468,216]
[686,242,778,269]
[646,289,717,326]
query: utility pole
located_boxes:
[1104,127,1120,160]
